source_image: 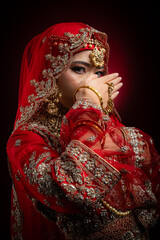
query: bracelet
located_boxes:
[73,119,104,133]
[73,85,106,113]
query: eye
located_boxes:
[95,71,105,78]
[70,66,86,74]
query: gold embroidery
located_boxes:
[54,140,120,206]
[11,185,24,240]
[14,139,22,147]
[23,151,55,196]
[121,127,145,168]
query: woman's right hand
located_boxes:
[75,73,123,108]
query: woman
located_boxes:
[7,22,160,240]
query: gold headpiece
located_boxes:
[85,39,106,68]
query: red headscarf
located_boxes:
[14,22,109,130]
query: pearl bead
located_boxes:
[101,199,131,216]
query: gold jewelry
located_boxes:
[101,199,131,216]
[89,47,106,68]
[105,82,114,115]
[86,38,106,68]
[45,87,62,115]
[107,82,114,93]
[73,85,106,113]
[73,119,104,133]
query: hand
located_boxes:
[75,73,123,108]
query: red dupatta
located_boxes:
[7,22,160,240]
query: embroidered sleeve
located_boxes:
[120,126,160,213]
[7,129,67,212]
[7,97,121,212]
[61,98,106,151]
[7,127,120,212]
[52,140,120,206]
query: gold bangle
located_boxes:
[73,120,104,132]
[73,85,106,112]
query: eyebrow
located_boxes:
[71,61,91,67]
[71,61,104,69]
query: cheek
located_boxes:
[57,70,82,94]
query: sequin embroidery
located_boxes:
[54,140,120,206]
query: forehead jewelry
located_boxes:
[85,39,106,68]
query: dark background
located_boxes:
[1,0,160,239]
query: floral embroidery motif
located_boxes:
[23,148,66,206]
[120,145,129,153]
[86,135,96,143]
[15,139,22,147]
[137,208,158,229]
[45,28,90,78]
[72,98,103,112]
[121,127,145,168]
[54,140,120,206]
[23,151,55,196]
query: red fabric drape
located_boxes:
[7,22,160,240]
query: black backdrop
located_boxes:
[1,1,160,239]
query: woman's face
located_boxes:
[57,50,105,109]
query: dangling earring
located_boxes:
[46,92,62,115]
[44,91,64,137]
[46,98,59,115]
[45,84,62,116]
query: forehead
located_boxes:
[72,50,92,63]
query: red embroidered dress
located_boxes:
[7,23,160,240]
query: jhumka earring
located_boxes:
[43,86,65,137]
[43,79,62,115]
[45,92,62,115]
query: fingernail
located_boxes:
[115,73,119,76]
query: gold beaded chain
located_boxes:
[101,199,131,216]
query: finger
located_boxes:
[111,91,119,100]
[112,82,123,93]
[109,77,122,85]
[98,73,119,83]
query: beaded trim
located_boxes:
[101,199,131,216]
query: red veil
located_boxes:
[14,22,109,130]
[7,22,160,240]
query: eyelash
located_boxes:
[71,66,105,77]
[71,66,85,74]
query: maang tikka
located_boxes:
[84,38,106,68]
